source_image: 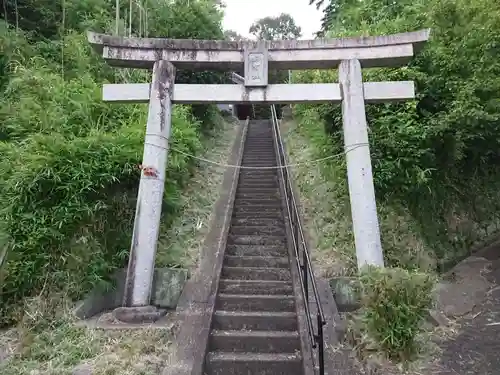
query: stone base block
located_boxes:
[74,267,189,319]
[112,305,167,324]
[329,277,362,312]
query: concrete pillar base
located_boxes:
[112,305,167,324]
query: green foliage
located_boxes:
[249,13,302,40]
[359,267,435,361]
[224,29,245,41]
[295,0,500,269]
[0,0,224,325]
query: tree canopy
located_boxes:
[224,29,245,41]
[297,0,500,267]
[249,13,302,40]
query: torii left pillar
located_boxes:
[113,60,175,323]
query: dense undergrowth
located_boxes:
[294,0,500,274]
[289,0,500,364]
[0,0,226,326]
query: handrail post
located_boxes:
[303,247,309,303]
[317,313,325,375]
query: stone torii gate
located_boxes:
[88,29,430,311]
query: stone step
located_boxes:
[238,174,277,179]
[242,157,275,160]
[237,178,278,185]
[232,199,282,208]
[245,144,274,147]
[239,173,276,178]
[239,166,275,170]
[240,161,276,166]
[232,212,283,221]
[242,153,275,156]
[241,158,276,162]
[239,184,279,190]
[244,148,274,150]
[234,196,281,203]
[209,330,300,353]
[231,217,283,227]
[243,151,275,155]
[244,145,275,148]
[238,175,277,181]
[240,166,275,170]
[234,192,281,199]
[204,352,303,375]
[212,311,297,331]
[239,170,277,175]
[232,206,282,214]
[216,294,295,312]
[227,235,285,246]
[218,279,293,295]
[221,266,291,281]
[232,207,282,216]
[225,244,288,257]
[243,149,276,152]
[242,156,275,160]
[241,156,276,161]
[229,225,285,236]
[224,255,289,268]
[236,187,279,194]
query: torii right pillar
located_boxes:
[339,59,385,269]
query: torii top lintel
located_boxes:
[87,29,430,71]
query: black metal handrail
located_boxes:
[270,105,326,375]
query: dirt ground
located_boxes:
[349,241,500,375]
[429,242,500,375]
[367,242,500,375]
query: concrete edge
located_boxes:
[310,279,359,374]
[277,116,358,374]
[88,29,430,52]
[163,117,249,375]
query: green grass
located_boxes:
[0,296,174,375]
[156,116,239,271]
[282,118,439,368]
[282,118,435,277]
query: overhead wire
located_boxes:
[144,136,369,170]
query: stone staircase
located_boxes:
[204,120,305,375]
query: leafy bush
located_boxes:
[0,0,226,325]
[0,101,202,323]
[359,267,435,361]
[293,0,500,269]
